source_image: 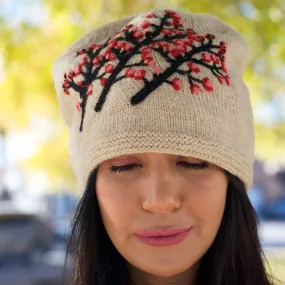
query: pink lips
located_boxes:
[135,228,191,246]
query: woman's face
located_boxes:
[96,152,228,278]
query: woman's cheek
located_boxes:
[96,178,138,230]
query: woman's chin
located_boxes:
[128,258,196,278]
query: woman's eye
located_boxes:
[109,164,142,173]
[177,161,208,170]
[109,162,208,173]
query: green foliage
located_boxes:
[0,0,284,190]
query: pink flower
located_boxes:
[190,84,202,95]
[225,75,232,86]
[172,77,182,90]
[67,71,75,79]
[74,65,82,76]
[93,55,103,65]
[76,102,81,111]
[134,70,146,80]
[117,41,126,49]
[64,89,70,95]
[133,31,144,39]
[142,53,153,61]
[154,67,161,75]
[141,47,152,54]
[100,78,107,86]
[141,21,150,29]
[146,12,156,18]
[87,84,93,95]
[105,64,114,73]
[124,44,133,52]
[217,75,226,85]
[202,53,211,63]
[221,63,227,72]
[187,62,200,73]
[105,53,116,61]
[80,55,88,65]
[147,60,155,67]
[125,68,136,78]
[202,78,214,92]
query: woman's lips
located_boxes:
[135,228,191,246]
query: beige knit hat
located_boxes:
[52,9,255,193]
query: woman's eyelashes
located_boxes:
[109,161,209,174]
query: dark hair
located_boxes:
[64,167,277,285]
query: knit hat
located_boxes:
[52,9,255,193]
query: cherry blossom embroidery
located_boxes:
[62,9,231,132]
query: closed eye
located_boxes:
[109,162,208,174]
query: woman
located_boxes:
[52,9,277,285]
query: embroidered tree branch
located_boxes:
[62,9,232,132]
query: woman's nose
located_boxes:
[142,174,181,214]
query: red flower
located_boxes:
[146,12,156,18]
[134,69,146,80]
[174,40,185,46]
[67,71,75,79]
[124,24,133,30]
[87,84,93,95]
[221,63,227,72]
[105,53,116,61]
[108,38,117,44]
[63,79,68,88]
[77,81,84,87]
[154,67,161,75]
[141,21,150,28]
[202,53,211,63]
[187,62,200,73]
[190,84,202,95]
[214,58,220,65]
[124,44,133,52]
[142,52,153,61]
[172,77,182,90]
[76,49,85,56]
[157,42,170,50]
[174,19,182,26]
[64,89,70,95]
[93,55,103,65]
[183,39,194,46]
[142,47,152,53]
[108,41,117,50]
[210,54,217,62]
[217,75,226,85]
[147,60,155,67]
[129,26,137,33]
[125,68,136,78]
[100,78,108,86]
[80,56,88,65]
[74,65,82,76]
[202,78,214,91]
[92,46,101,53]
[76,102,81,111]
[161,29,172,36]
[171,48,184,57]
[225,75,232,86]
[133,31,144,39]
[105,64,114,73]
[117,41,126,49]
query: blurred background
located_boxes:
[0,0,284,284]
